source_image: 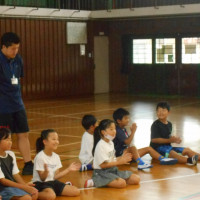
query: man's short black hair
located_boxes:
[113,108,129,123]
[156,102,170,111]
[81,114,97,130]
[1,32,20,48]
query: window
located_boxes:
[156,38,176,64]
[132,39,152,64]
[182,37,200,64]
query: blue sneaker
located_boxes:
[80,164,93,172]
[138,163,153,170]
[160,158,178,165]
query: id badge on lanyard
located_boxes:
[11,75,18,85]
[10,63,18,85]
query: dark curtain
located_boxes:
[121,35,132,74]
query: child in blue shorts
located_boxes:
[0,128,38,200]
[113,108,177,170]
[150,102,200,165]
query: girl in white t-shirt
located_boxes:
[84,119,140,188]
[33,129,80,199]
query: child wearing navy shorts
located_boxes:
[150,102,199,165]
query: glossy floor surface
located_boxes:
[12,94,200,200]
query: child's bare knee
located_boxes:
[70,186,80,196]
[133,175,140,184]
[183,147,191,154]
[42,190,56,200]
[31,193,38,200]
[19,195,32,200]
[117,179,126,188]
[128,174,140,185]
[49,193,56,200]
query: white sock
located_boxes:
[85,179,94,188]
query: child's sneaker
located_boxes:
[130,159,136,164]
[84,179,94,188]
[65,181,73,186]
[187,155,199,165]
[160,158,178,165]
[80,164,93,172]
[138,163,153,170]
[191,155,199,165]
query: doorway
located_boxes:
[94,36,109,94]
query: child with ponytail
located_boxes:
[32,129,80,200]
[84,119,140,188]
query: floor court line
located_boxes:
[47,102,199,119]
[27,97,199,115]
[29,107,124,118]
[63,100,200,117]
[26,100,97,110]
[27,112,83,120]
[27,103,92,110]
[27,100,200,122]
[79,172,200,191]
[15,151,78,158]
[29,126,82,132]
[179,192,200,200]
[58,142,81,147]
[27,100,200,126]
[29,131,82,138]
[13,141,81,155]
[25,95,133,110]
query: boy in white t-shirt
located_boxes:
[79,115,98,171]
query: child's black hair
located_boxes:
[1,32,20,48]
[0,128,11,141]
[156,102,170,111]
[36,129,55,153]
[92,119,114,156]
[81,114,97,130]
[113,108,129,123]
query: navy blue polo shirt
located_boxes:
[0,50,24,113]
[113,125,129,156]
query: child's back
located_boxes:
[79,131,94,164]
[79,114,97,171]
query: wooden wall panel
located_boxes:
[0,18,94,99]
[2,15,200,98]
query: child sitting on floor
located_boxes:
[32,129,80,200]
[150,102,199,165]
[113,108,177,169]
[79,114,98,171]
[84,119,140,188]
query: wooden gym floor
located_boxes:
[12,93,200,200]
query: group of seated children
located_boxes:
[80,101,200,188]
[0,128,80,200]
[0,101,199,200]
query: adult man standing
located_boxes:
[0,32,33,175]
